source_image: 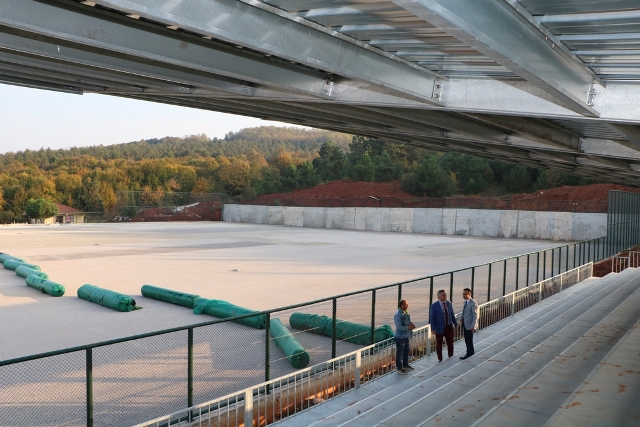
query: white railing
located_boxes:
[134,263,593,427]
[612,256,630,273]
[475,263,592,332]
[134,326,431,427]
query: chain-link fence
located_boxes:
[105,191,227,222]
[1,191,639,427]
[248,197,608,213]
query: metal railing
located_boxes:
[611,251,640,273]
[135,263,592,427]
[134,325,432,427]
[1,192,639,427]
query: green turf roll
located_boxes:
[0,254,25,264]
[77,284,141,312]
[26,275,65,297]
[2,259,29,270]
[270,318,310,369]
[193,298,266,329]
[289,312,394,346]
[16,265,48,279]
[141,285,200,309]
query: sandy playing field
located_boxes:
[0,221,558,361]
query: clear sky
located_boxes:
[0,83,294,154]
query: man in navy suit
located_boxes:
[430,289,458,362]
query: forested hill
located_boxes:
[0,126,352,167]
[0,126,599,222]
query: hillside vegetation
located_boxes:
[0,126,601,221]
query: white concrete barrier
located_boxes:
[223,205,607,241]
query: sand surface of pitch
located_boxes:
[0,222,558,360]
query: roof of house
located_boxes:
[55,203,84,214]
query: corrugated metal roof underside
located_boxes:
[260,0,516,78]
[261,0,640,82]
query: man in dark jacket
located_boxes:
[430,290,458,362]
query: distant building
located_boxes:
[35,204,85,225]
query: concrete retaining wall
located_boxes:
[223,205,607,241]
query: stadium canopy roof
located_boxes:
[3,0,640,184]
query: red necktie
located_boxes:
[443,302,449,326]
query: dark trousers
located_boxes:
[395,337,410,369]
[463,327,475,356]
[435,325,454,360]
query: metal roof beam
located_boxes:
[0,0,436,106]
[72,0,444,105]
[390,0,600,117]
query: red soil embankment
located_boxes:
[250,181,640,212]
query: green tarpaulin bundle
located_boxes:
[77,284,141,312]
[2,259,31,270]
[15,265,48,279]
[289,312,394,346]
[0,254,25,264]
[26,275,65,297]
[193,298,266,329]
[141,285,200,309]
[270,319,310,369]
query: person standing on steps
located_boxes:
[460,288,479,360]
[430,290,458,362]
[394,299,415,375]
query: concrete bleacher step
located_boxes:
[276,269,640,427]
[432,272,640,427]
[545,317,640,427]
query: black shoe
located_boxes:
[404,365,415,371]
[397,369,407,375]
[460,355,469,360]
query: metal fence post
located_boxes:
[511,293,515,317]
[471,267,475,296]
[429,277,434,307]
[502,259,507,297]
[538,282,542,302]
[515,257,519,291]
[526,254,530,287]
[397,284,402,305]
[244,388,253,426]
[536,252,540,283]
[449,272,454,304]
[354,350,363,388]
[551,248,555,276]
[332,298,337,359]
[265,313,271,384]
[487,263,492,302]
[370,290,376,345]
[188,328,194,409]
[86,348,93,427]
[543,250,547,280]
[565,245,569,272]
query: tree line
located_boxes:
[0,126,596,222]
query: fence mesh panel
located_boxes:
[193,322,265,406]
[335,292,376,350]
[473,264,490,303]
[0,351,85,427]
[270,300,334,379]
[93,330,188,426]
[401,278,431,326]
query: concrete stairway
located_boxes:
[277,268,640,427]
